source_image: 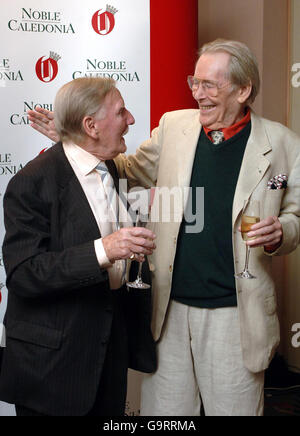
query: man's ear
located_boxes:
[82,115,99,139]
[237,82,252,104]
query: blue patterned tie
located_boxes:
[96,163,119,230]
[96,163,128,284]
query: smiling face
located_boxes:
[84,88,135,160]
[193,51,249,130]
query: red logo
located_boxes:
[92,5,118,35]
[35,52,61,83]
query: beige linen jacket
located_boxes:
[115,109,300,373]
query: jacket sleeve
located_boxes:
[2,173,108,300]
[114,113,167,189]
[269,148,300,256]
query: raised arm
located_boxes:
[28,105,163,189]
[27,107,60,143]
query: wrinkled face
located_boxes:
[193,52,246,129]
[95,88,135,159]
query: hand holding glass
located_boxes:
[126,211,151,289]
[235,199,260,279]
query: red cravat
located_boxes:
[204,108,251,142]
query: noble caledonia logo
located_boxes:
[92,5,118,36]
[10,100,54,126]
[0,153,24,176]
[73,59,140,83]
[0,58,23,84]
[8,7,75,34]
[36,52,61,83]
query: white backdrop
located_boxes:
[0,0,150,416]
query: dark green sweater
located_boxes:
[171,122,251,308]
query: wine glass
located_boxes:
[126,211,151,289]
[235,199,260,279]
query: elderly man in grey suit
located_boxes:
[27,39,300,416]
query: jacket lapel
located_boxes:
[55,144,101,242]
[106,159,120,194]
[176,111,202,190]
[175,110,272,226]
[106,159,135,222]
[232,111,272,225]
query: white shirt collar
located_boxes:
[63,142,102,176]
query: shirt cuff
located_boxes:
[94,238,113,268]
[264,236,283,254]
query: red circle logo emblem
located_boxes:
[92,8,117,35]
[36,55,59,83]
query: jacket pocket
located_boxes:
[7,320,63,350]
[263,190,284,219]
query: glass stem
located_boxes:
[244,244,251,272]
[137,261,143,281]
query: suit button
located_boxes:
[169,265,173,273]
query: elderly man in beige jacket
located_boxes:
[28,39,300,416]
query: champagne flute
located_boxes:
[235,199,260,279]
[126,211,151,289]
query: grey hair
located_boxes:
[54,77,116,143]
[199,39,260,104]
